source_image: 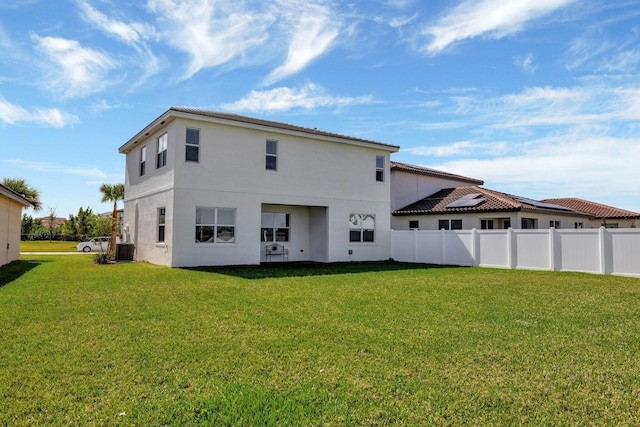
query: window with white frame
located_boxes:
[574,222,584,229]
[157,133,167,169]
[185,128,200,162]
[521,218,537,229]
[409,220,419,230]
[157,207,166,243]
[549,220,560,228]
[439,219,462,230]
[376,156,384,182]
[195,207,236,244]
[139,146,146,176]
[266,140,277,171]
[349,213,375,242]
[261,212,290,242]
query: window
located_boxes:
[349,213,375,242]
[157,207,166,243]
[439,219,462,230]
[139,146,146,176]
[503,219,511,229]
[549,220,560,228]
[574,222,584,229]
[261,213,290,242]
[266,140,277,171]
[409,220,419,230]
[376,156,384,182]
[521,218,537,229]
[157,133,167,168]
[185,128,199,162]
[481,219,494,230]
[195,207,236,244]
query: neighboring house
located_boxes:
[0,183,31,267]
[541,198,640,228]
[392,186,592,230]
[390,161,484,212]
[118,107,399,267]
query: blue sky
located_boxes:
[1,0,639,218]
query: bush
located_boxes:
[93,251,115,264]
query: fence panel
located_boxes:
[477,231,509,268]
[609,229,640,277]
[391,228,640,278]
[514,230,551,271]
[556,229,601,274]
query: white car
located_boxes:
[77,236,120,252]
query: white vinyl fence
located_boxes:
[391,228,640,278]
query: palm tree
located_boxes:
[1,178,42,211]
[100,183,125,253]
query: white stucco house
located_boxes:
[118,107,399,267]
[1,183,31,267]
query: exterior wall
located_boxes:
[390,170,474,211]
[0,196,24,267]
[392,211,590,231]
[587,218,638,229]
[123,116,394,267]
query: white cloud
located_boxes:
[147,0,273,80]
[514,53,536,74]
[221,83,375,113]
[77,1,160,84]
[404,140,509,157]
[421,0,575,54]
[429,134,640,205]
[0,97,78,127]
[264,1,341,85]
[6,159,109,179]
[31,34,118,98]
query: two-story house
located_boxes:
[118,107,399,267]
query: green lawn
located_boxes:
[1,256,639,425]
[19,240,79,252]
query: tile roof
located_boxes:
[393,186,591,217]
[390,161,483,185]
[541,198,640,219]
[169,107,400,150]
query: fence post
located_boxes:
[441,228,446,265]
[471,228,479,266]
[549,228,557,271]
[413,228,418,264]
[507,228,516,270]
[599,226,607,275]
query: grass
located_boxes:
[19,240,79,252]
[1,256,639,425]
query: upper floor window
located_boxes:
[195,207,236,244]
[376,156,384,182]
[266,140,277,171]
[574,222,584,229]
[409,220,419,230]
[261,212,290,242]
[521,218,537,229]
[549,220,560,229]
[186,128,200,162]
[139,146,146,176]
[157,133,168,169]
[157,207,166,243]
[349,213,375,242]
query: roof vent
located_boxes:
[445,193,486,208]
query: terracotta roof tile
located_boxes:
[390,161,483,185]
[394,186,591,217]
[541,198,640,219]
